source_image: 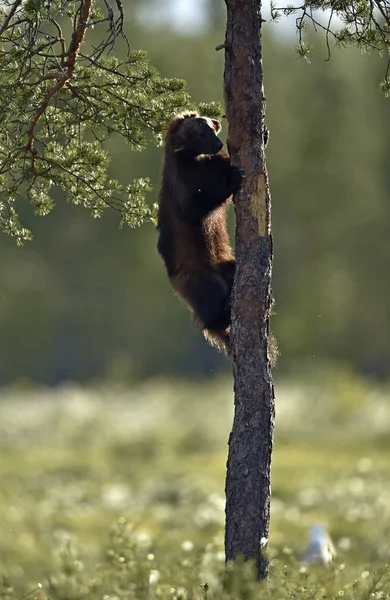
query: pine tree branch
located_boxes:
[25,0,92,173]
[65,0,92,77]
[38,156,121,211]
[0,0,23,36]
[1,0,192,241]
[49,18,66,66]
[374,0,389,28]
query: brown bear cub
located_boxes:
[157,111,243,353]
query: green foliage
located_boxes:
[379,77,390,96]
[0,0,209,242]
[1,378,390,597]
[295,41,313,62]
[197,101,224,120]
[271,0,390,87]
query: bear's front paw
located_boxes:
[228,166,244,193]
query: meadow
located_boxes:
[1,370,390,599]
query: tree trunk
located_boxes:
[223,0,275,580]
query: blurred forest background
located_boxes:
[0,0,389,385]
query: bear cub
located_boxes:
[157,111,243,353]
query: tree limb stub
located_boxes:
[224,0,275,580]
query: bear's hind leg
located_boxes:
[177,271,231,351]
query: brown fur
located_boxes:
[157,111,243,352]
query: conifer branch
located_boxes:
[26,0,92,172]
[49,18,66,66]
[0,0,23,36]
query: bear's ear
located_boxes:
[211,119,222,133]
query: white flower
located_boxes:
[149,569,160,585]
[181,540,194,552]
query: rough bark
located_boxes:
[223,0,275,580]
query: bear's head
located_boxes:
[167,111,223,156]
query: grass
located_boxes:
[0,370,390,599]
